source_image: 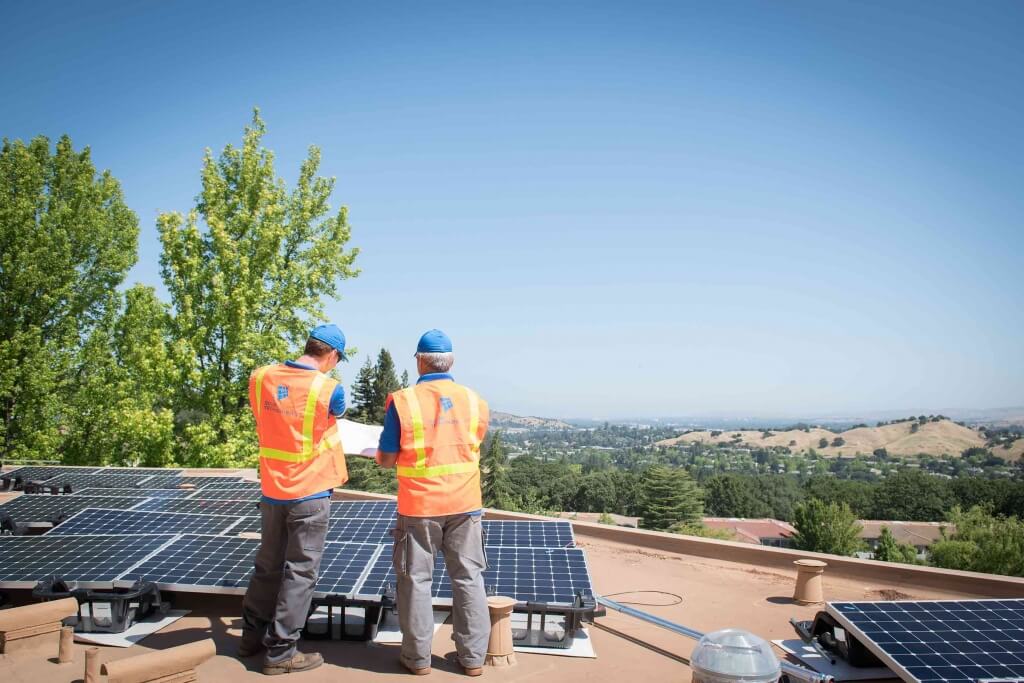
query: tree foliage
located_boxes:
[156,110,358,465]
[791,499,863,556]
[638,465,703,530]
[929,506,1024,577]
[873,526,919,564]
[348,349,402,424]
[0,135,139,460]
[481,431,516,510]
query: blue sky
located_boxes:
[3,1,1022,418]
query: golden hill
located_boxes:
[654,419,1008,458]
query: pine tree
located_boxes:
[638,465,704,530]
[348,356,376,424]
[482,431,517,510]
[400,370,410,388]
[370,349,401,424]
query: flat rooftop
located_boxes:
[3,467,1024,682]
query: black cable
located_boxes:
[601,590,683,607]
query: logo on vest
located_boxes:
[440,397,453,413]
[277,385,289,400]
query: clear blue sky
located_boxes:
[3,1,1022,418]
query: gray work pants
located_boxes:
[241,497,330,664]
[393,513,490,669]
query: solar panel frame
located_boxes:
[828,600,1024,683]
[47,507,240,536]
[482,520,576,548]
[329,500,397,519]
[131,498,261,517]
[0,534,177,589]
[1,466,104,483]
[314,543,384,598]
[91,467,184,477]
[0,495,144,524]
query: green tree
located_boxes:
[873,526,918,564]
[703,474,770,518]
[348,356,376,424]
[638,465,704,530]
[345,457,397,494]
[929,506,1024,577]
[575,470,618,512]
[818,438,829,449]
[791,499,863,556]
[400,370,410,388]
[481,431,517,510]
[871,470,953,521]
[369,349,401,423]
[0,135,138,459]
[803,476,874,518]
[156,111,358,466]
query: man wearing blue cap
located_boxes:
[376,329,490,677]
[240,324,350,675]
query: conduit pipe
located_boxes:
[596,595,833,683]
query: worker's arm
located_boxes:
[376,451,398,468]
[375,400,400,468]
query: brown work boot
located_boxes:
[262,651,324,675]
[400,655,431,675]
[464,666,483,677]
[444,652,483,676]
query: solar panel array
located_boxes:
[1,466,594,608]
[829,600,1024,683]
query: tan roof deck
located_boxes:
[3,475,1024,682]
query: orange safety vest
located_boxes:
[248,364,348,500]
[387,380,489,517]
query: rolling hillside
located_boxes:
[491,411,573,430]
[654,419,1008,458]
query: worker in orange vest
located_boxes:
[240,324,349,675]
[376,329,490,677]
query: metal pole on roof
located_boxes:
[596,596,834,683]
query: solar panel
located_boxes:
[330,500,397,519]
[0,495,142,524]
[315,543,382,597]
[92,467,183,477]
[72,487,194,498]
[355,546,593,605]
[132,498,261,517]
[1,466,101,484]
[482,520,575,548]
[829,600,1024,683]
[229,516,262,534]
[324,518,393,544]
[137,475,244,489]
[115,534,258,594]
[48,508,239,536]
[187,487,261,500]
[38,473,154,491]
[0,534,175,589]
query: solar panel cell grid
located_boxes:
[48,508,239,536]
[324,518,393,544]
[482,520,575,548]
[315,543,383,597]
[830,600,1024,683]
[1,466,102,482]
[230,517,261,534]
[330,501,397,519]
[72,487,194,498]
[187,488,261,500]
[40,473,154,490]
[132,498,261,517]
[117,534,258,593]
[0,534,175,588]
[0,495,142,524]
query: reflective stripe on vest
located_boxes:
[394,386,482,478]
[257,371,328,463]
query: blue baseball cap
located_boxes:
[310,323,348,361]
[416,329,452,355]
